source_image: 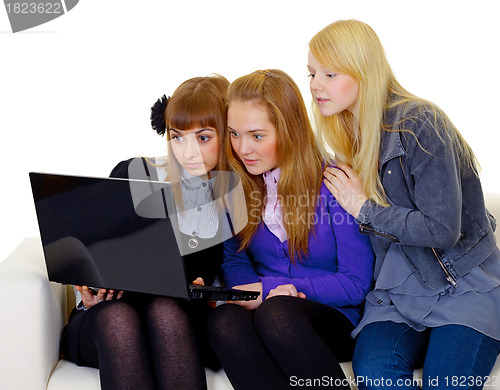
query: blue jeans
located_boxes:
[352,321,500,390]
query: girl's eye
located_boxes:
[198,135,210,142]
[307,73,315,78]
[171,135,183,142]
[253,134,263,140]
[326,73,336,78]
[229,130,239,137]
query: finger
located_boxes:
[81,286,95,300]
[325,168,346,187]
[298,292,307,299]
[274,284,295,293]
[323,166,337,175]
[325,164,351,179]
[105,290,115,301]
[333,164,353,179]
[80,286,96,309]
[267,288,281,297]
[331,167,350,182]
[267,289,290,299]
[323,178,339,197]
[323,168,336,181]
[269,284,297,297]
[336,163,354,177]
[192,277,205,285]
[283,284,298,297]
[116,291,124,300]
[271,287,291,295]
[322,173,335,191]
[96,289,107,302]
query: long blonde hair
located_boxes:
[226,69,323,262]
[309,19,479,206]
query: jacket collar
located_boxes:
[379,103,407,166]
[379,129,406,167]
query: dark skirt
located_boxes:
[60,292,220,371]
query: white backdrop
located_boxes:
[1,0,499,262]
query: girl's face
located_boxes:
[307,51,359,116]
[228,101,278,176]
[168,127,219,177]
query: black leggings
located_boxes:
[206,295,355,390]
[61,294,219,390]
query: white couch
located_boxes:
[1,193,500,390]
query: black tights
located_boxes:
[71,295,217,390]
[206,296,355,390]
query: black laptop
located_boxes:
[29,172,259,301]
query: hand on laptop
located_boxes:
[192,277,218,308]
[267,284,306,300]
[230,282,263,310]
[75,286,124,310]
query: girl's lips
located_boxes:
[317,97,330,104]
[244,159,258,166]
[185,162,203,168]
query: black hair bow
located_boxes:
[150,94,170,136]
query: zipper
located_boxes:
[359,224,397,240]
[432,248,458,288]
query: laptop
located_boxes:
[29,172,259,301]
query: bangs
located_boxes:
[165,89,221,131]
[309,21,365,79]
[310,35,349,76]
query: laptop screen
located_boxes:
[30,173,190,298]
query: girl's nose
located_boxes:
[310,76,322,91]
[238,136,252,155]
[184,136,200,159]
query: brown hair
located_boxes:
[147,74,232,210]
[226,69,323,262]
[165,74,230,186]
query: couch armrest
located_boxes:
[0,237,67,390]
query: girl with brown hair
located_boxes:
[206,69,374,389]
[61,74,232,390]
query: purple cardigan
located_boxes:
[222,182,375,326]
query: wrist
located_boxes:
[353,196,369,219]
[356,198,373,224]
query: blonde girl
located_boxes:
[309,19,500,390]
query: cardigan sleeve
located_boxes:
[222,184,374,307]
[259,198,374,307]
[221,236,262,288]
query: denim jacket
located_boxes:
[357,103,497,289]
